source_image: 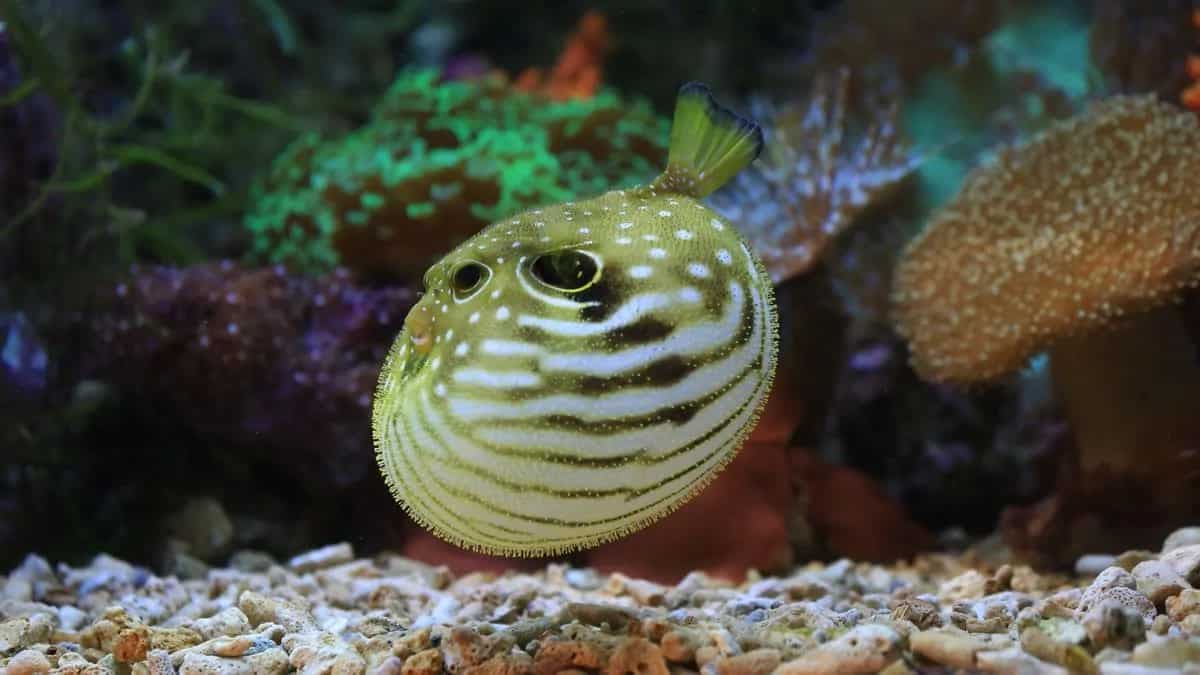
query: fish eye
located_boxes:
[529,249,601,292]
[449,261,490,300]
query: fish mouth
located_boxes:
[402,301,436,356]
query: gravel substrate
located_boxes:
[5,530,1200,675]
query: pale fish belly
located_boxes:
[373,242,778,556]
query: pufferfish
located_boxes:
[372,83,779,556]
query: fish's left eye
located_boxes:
[449,261,490,300]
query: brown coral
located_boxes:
[893,95,1200,382]
[893,94,1200,564]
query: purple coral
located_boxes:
[80,263,415,490]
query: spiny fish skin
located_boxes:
[372,85,779,557]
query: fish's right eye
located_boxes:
[530,250,601,292]
[449,261,490,300]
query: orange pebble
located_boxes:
[1188,55,1200,80]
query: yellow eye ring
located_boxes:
[449,261,491,301]
[527,249,602,293]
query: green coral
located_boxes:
[245,69,669,279]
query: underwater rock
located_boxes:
[0,312,49,408]
[794,450,934,563]
[163,498,235,564]
[18,526,1200,675]
[79,262,415,492]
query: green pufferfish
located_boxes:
[372,83,779,556]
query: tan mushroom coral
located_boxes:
[892,94,1200,564]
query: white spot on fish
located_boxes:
[716,249,733,265]
[649,248,667,259]
[435,382,447,397]
[578,227,590,234]
[679,287,702,303]
[629,266,653,279]
[642,234,658,241]
[616,237,632,245]
[496,306,511,320]
[675,229,694,240]
[469,312,480,324]
[490,289,501,299]
[688,263,711,278]
[710,218,725,231]
[658,210,672,217]
[618,222,633,229]
[455,342,470,357]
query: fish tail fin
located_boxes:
[651,82,764,198]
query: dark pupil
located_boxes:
[531,251,596,291]
[453,264,484,293]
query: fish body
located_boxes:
[372,83,779,556]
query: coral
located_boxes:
[893,95,1200,382]
[823,333,1061,537]
[894,95,1200,565]
[514,11,610,101]
[1186,8,1200,111]
[78,262,415,489]
[246,69,668,279]
[697,70,922,567]
[709,68,919,285]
